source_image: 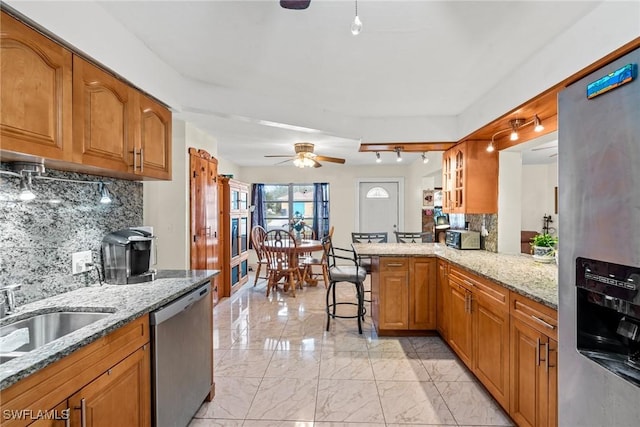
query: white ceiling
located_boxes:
[93,0,600,167]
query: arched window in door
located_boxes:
[366,187,390,199]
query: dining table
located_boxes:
[262,238,324,291]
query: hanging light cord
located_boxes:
[355,0,358,16]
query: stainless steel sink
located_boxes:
[0,311,113,364]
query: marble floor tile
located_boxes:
[197,274,513,426]
[264,350,321,379]
[188,418,243,427]
[435,381,514,426]
[419,353,476,382]
[194,377,260,419]
[315,379,385,423]
[215,348,274,378]
[376,380,456,425]
[245,377,317,422]
[319,351,375,380]
[369,351,432,381]
[232,328,284,350]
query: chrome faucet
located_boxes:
[0,284,21,318]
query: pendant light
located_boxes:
[351,0,362,35]
[375,152,381,163]
[534,115,544,132]
[422,153,429,164]
[395,148,402,162]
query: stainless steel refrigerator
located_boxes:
[558,47,640,426]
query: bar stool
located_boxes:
[324,236,367,334]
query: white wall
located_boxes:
[497,151,523,254]
[143,120,240,269]
[521,163,558,234]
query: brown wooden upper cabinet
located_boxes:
[0,11,171,180]
[73,56,171,180]
[442,141,498,214]
[0,11,73,161]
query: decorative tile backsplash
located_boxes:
[0,164,142,305]
[466,213,498,252]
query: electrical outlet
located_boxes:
[72,250,93,275]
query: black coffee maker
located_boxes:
[576,257,640,386]
[102,228,156,285]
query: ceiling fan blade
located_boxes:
[314,155,345,164]
[549,153,558,158]
[531,146,557,151]
[312,159,322,168]
[274,158,294,165]
[264,155,294,158]
[280,0,311,10]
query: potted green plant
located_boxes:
[530,233,558,263]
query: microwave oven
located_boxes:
[445,230,481,250]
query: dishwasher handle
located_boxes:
[150,282,211,325]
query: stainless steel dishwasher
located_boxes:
[150,281,212,427]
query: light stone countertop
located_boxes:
[352,243,558,309]
[0,269,219,390]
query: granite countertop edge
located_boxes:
[353,243,558,310]
[0,269,219,390]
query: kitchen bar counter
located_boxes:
[353,243,557,309]
[0,269,219,390]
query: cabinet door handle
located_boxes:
[386,263,404,267]
[139,148,144,172]
[65,413,71,427]
[74,398,86,427]
[545,342,554,372]
[463,279,475,288]
[536,338,541,366]
[132,149,138,171]
[531,315,556,330]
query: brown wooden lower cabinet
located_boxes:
[373,257,436,333]
[69,346,150,427]
[373,257,558,426]
[510,293,558,427]
[0,317,150,427]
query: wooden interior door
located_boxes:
[0,11,73,161]
[190,150,208,269]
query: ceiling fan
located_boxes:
[531,144,558,158]
[265,142,346,168]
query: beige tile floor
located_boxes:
[191,274,514,427]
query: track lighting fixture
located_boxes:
[99,183,112,204]
[395,148,402,162]
[0,162,113,204]
[422,153,429,164]
[375,152,381,163]
[534,115,544,132]
[351,0,362,35]
[486,115,545,152]
[19,175,36,201]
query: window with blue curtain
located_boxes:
[250,183,330,237]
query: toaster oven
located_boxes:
[445,230,481,250]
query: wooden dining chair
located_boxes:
[262,229,302,297]
[250,225,268,286]
[394,231,429,243]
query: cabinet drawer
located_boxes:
[510,292,557,340]
[449,266,480,289]
[380,257,409,271]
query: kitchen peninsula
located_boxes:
[355,242,558,426]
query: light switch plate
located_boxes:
[72,250,93,275]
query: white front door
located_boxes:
[357,180,402,239]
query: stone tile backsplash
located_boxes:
[0,164,142,305]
